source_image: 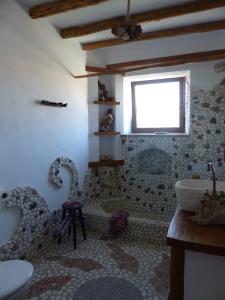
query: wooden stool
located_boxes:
[59,201,86,249]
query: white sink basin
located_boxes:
[175,179,225,212]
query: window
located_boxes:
[131,77,185,133]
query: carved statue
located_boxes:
[100,109,114,132]
[98,81,109,101]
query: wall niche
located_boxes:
[137,148,172,175]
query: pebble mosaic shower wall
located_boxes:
[84,79,225,219]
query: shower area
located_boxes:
[83,135,177,244]
[84,79,225,243]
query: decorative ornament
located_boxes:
[39,100,67,107]
[111,0,142,41]
[189,190,225,225]
[49,157,81,201]
[98,81,114,101]
[0,187,50,260]
[100,154,112,161]
[214,60,225,73]
[100,109,114,132]
[189,162,225,225]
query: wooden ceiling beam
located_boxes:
[74,72,123,79]
[74,66,123,78]
[86,66,122,73]
[29,0,108,19]
[82,19,225,51]
[74,73,105,79]
[61,0,225,38]
[75,49,225,78]
[107,49,225,71]
[86,66,112,72]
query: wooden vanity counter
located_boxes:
[167,209,225,300]
[167,209,225,256]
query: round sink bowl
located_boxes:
[175,179,225,212]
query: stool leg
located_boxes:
[68,224,72,237]
[58,208,67,244]
[61,208,66,222]
[79,208,86,241]
[72,210,77,249]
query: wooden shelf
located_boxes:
[88,159,124,168]
[94,100,120,105]
[95,131,120,136]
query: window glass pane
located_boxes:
[134,81,180,128]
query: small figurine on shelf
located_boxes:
[98,81,114,101]
[100,154,111,161]
[98,80,109,101]
[100,109,114,132]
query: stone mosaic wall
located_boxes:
[83,198,169,244]
[84,79,225,219]
[83,167,123,204]
[0,187,52,260]
[135,148,172,175]
[0,157,87,260]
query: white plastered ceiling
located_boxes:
[16,0,225,46]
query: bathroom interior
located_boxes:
[1,0,225,299]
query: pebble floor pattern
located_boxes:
[26,231,170,300]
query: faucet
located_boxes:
[207,162,217,200]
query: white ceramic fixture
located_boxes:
[0,260,33,300]
[0,205,21,246]
[175,179,225,212]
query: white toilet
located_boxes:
[0,259,34,300]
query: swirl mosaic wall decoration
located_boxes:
[49,157,80,201]
[0,186,51,260]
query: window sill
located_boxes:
[120,133,190,137]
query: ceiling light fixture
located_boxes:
[111,0,142,41]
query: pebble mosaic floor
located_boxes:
[26,231,170,300]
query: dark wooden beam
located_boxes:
[169,247,185,300]
[95,131,120,135]
[61,0,225,38]
[74,68,123,78]
[74,49,225,78]
[29,0,108,19]
[82,19,225,51]
[74,73,100,78]
[86,66,123,74]
[86,66,113,72]
[107,49,225,71]
[88,160,124,168]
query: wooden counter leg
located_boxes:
[170,247,185,300]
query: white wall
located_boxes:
[88,76,99,162]
[86,46,124,161]
[106,30,225,66]
[88,29,225,115]
[0,0,89,210]
[87,16,225,161]
[90,30,225,136]
[88,29,225,91]
[184,251,225,300]
[122,62,225,91]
